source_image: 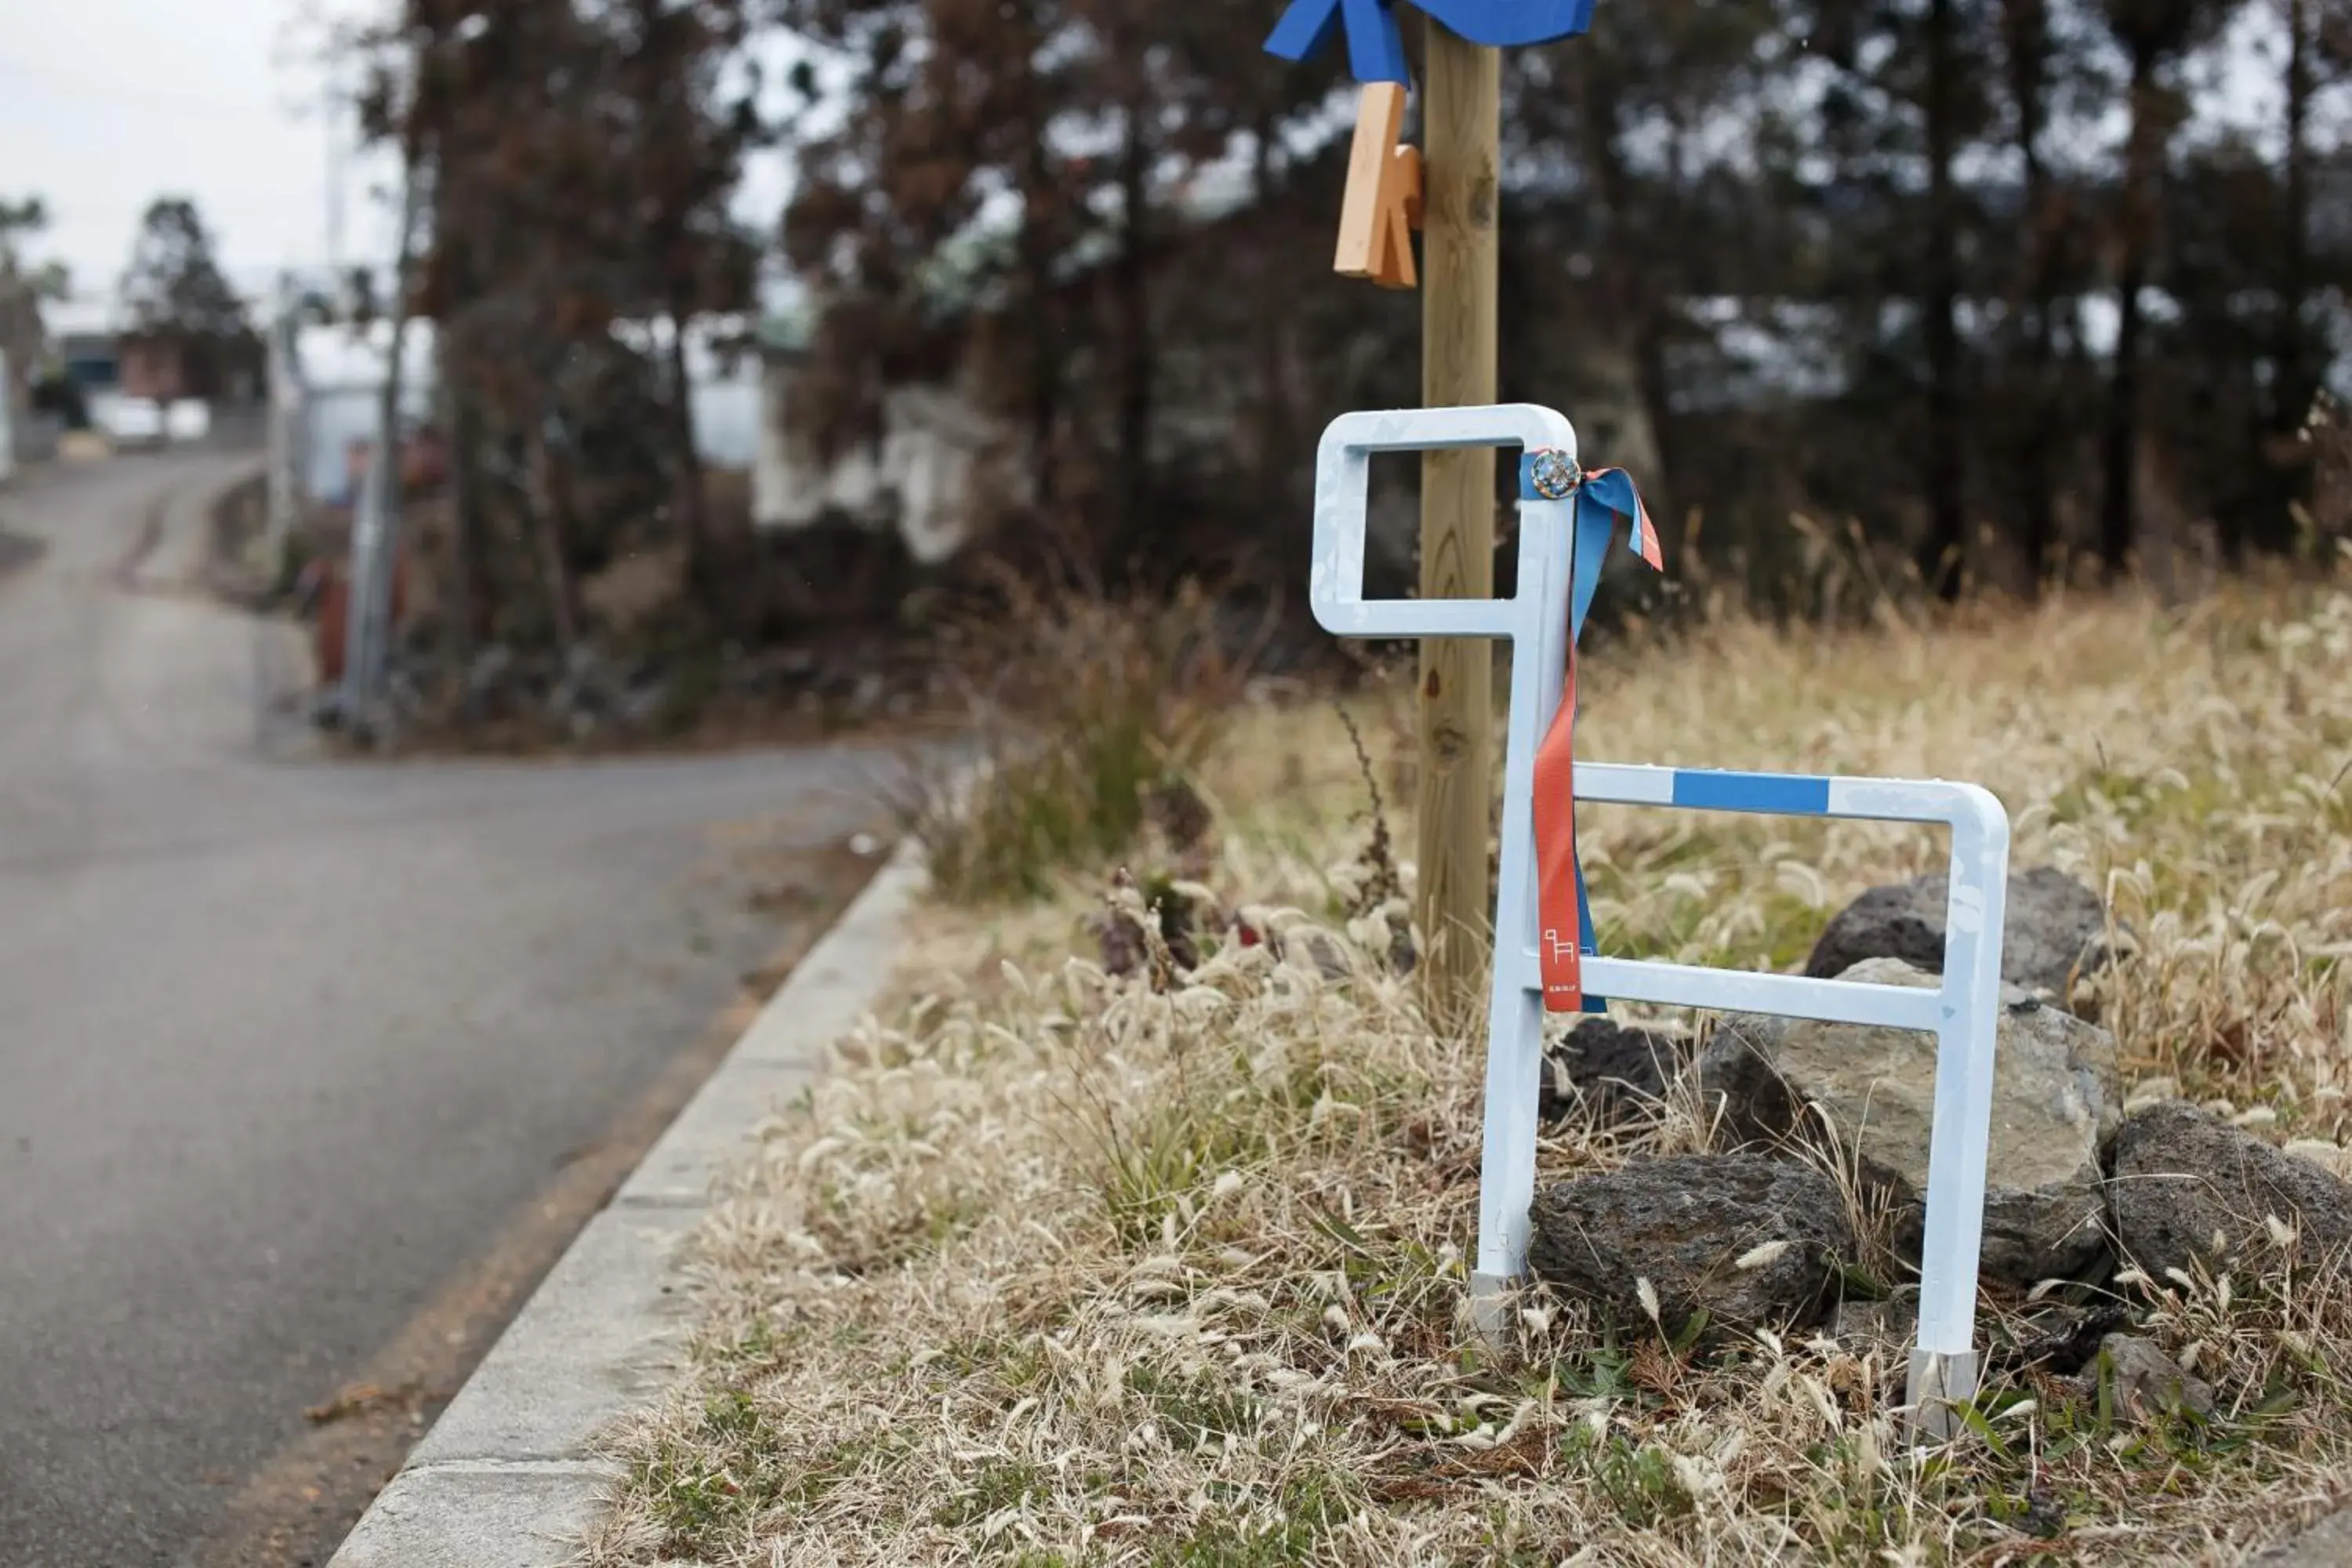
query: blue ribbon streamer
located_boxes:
[1263,0,1410,82]
[1264,0,1599,82]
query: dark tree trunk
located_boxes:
[2100,45,2159,580]
[2259,0,2317,555]
[1919,0,1967,599]
[1630,325,1677,517]
[2100,261,2147,578]
[445,358,486,673]
[2002,0,2059,590]
[1112,86,1155,564]
[1250,103,1290,518]
[525,412,582,653]
[431,162,488,670]
[1577,49,1678,523]
[1018,110,1061,523]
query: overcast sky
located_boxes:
[1,0,802,331]
[2,1,386,324]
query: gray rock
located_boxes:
[1528,1152,1856,1334]
[1806,866,2114,1004]
[2004,1298,2132,1377]
[2081,1333,2215,1420]
[548,642,622,722]
[562,641,604,683]
[617,679,673,728]
[1538,1019,1691,1125]
[2107,1101,2352,1280]
[719,646,822,698]
[464,644,517,705]
[1831,1296,1918,1361]
[1700,957,2120,1286]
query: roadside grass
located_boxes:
[586,564,2352,1566]
[887,576,1250,904]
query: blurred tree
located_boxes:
[118,198,260,400]
[1,198,72,303]
[1505,0,1793,537]
[1993,0,2068,583]
[782,0,1088,537]
[2094,0,2239,576]
[1915,0,1995,596]
[607,0,764,615]
[2253,0,2351,554]
[780,0,1334,577]
[308,0,2350,695]
[357,0,765,654]
[1802,0,1998,594]
[1,198,67,436]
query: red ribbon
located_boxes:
[1532,468,1662,1013]
[1534,638,1589,1011]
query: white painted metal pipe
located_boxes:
[1307,405,2011,1433]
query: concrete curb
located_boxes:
[2256,1505,2352,1566]
[328,841,925,1567]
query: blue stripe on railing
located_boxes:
[1669,769,1832,815]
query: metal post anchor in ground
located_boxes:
[1305,403,2012,1438]
[341,426,397,738]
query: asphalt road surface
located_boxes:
[0,454,887,1566]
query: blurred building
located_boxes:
[55,321,120,396]
[44,296,233,450]
[118,336,192,403]
[751,311,1002,568]
[287,317,762,510]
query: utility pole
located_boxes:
[1414,24,1501,1028]
[324,59,347,286]
[341,160,424,741]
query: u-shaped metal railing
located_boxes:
[1308,405,2011,1429]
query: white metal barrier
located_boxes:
[1308,405,2011,1425]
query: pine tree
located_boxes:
[118,198,259,400]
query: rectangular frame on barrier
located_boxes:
[1308,406,2013,1428]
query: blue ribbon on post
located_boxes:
[1265,0,1411,82]
[1264,0,1599,81]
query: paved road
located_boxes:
[0,455,886,1566]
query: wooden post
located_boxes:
[1415,25,1501,1027]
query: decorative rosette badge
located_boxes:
[1526,447,1581,501]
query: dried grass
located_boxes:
[586,561,2352,1566]
[888,577,1251,905]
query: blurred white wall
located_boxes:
[751,363,998,566]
